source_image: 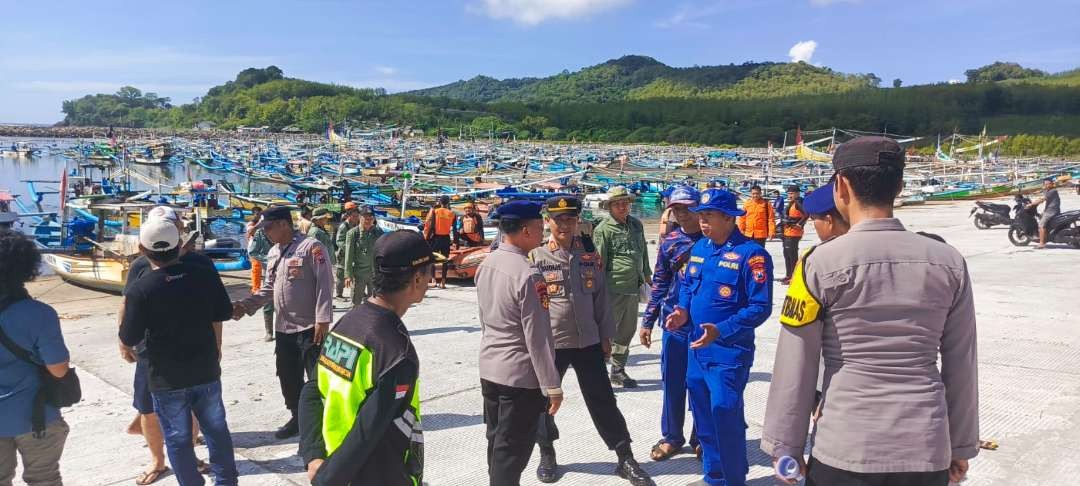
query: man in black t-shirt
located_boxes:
[119,218,238,486]
[119,207,219,483]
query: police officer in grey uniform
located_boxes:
[476,200,563,486]
[233,206,335,439]
[529,196,652,485]
[761,137,979,486]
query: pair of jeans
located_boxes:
[152,380,238,486]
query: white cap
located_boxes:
[139,218,180,252]
[147,206,179,224]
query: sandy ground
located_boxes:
[14,191,1080,486]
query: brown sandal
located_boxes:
[135,467,169,485]
[196,460,211,475]
[650,440,679,461]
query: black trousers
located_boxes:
[782,236,801,278]
[807,457,949,486]
[429,235,452,280]
[275,328,319,416]
[482,379,546,486]
[536,344,631,452]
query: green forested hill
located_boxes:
[410,55,877,103]
[57,60,1080,154]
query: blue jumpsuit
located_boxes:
[678,230,773,486]
[641,227,703,449]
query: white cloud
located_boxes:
[788,40,818,63]
[809,0,860,6]
[374,66,398,76]
[471,0,632,26]
[948,79,964,85]
[656,2,727,29]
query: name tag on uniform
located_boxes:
[287,257,303,267]
[689,256,705,263]
[718,261,739,270]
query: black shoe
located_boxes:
[610,369,638,388]
[274,417,299,439]
[536,450,558,483]
[615,458,654,486]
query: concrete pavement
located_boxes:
[17,191,1080,485]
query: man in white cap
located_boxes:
[118,207,218,484]
[119,217,238,486]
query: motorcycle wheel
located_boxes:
[1008,227,1032,246]
[973,216,990,230]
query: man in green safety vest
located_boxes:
[298,230,433,486]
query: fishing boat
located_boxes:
[445,246,491,280]
[42,252,128,293]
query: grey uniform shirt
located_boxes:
[241,232,335,334]
[1044,188,1061,215]
[476,242,561,392]
[761,218,979,474]
[528,237,616,350]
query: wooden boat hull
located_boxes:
[43,253,128,293]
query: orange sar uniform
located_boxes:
[737,198,775,244]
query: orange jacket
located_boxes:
[424,207,457,239]
[737,198,775,239]
[782,199,807,237]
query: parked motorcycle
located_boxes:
[970,194,1029,230]
[1008,205,1080,248]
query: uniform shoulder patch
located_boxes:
[749,253,768,284]
[319,332,363,381]
[533,279,550,310]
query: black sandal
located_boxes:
[650,440,679,461]
[135,467,169,485]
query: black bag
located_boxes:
[0,295,82,436]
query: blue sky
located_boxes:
[2,0,1078,123]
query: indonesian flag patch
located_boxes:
[395,384,410,399]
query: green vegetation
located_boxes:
[58,58,1080,154]
[965,61,1047,83]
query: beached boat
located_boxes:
[42,252,129,293]
[0,191,18,228]
[445,246,491,280]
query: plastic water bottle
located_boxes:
[775,455,804,482]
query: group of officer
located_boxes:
[251,136,979,486]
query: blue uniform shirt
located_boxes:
[677,230,774,365]
[642,227,704,336]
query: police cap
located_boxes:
[494,200,543,221]
[254,206,292,229]
[803,183,836,216]
[832,136,905,172]
[374,230,433,273]
[545,195,581,215]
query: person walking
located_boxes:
[762,137,979,486]
[343,207,384,306]
[0,229,73,486]
[639,185,702,462]
[737,185,775,246]
[779,185,808,284]
[424,195,457,288]
[299,231,431,486]
[593,186,651,388]
[475,201,563,486]
[119,218,238,486]
[334,202,360,300]
[529,196,652,486]
[665,188,775,486]
[233,206,335,440]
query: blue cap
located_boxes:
[667,185,700,208]
[494,200,543,221]
[660,185,675,199]
[690,188,745,216]
[803,183,836,215]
